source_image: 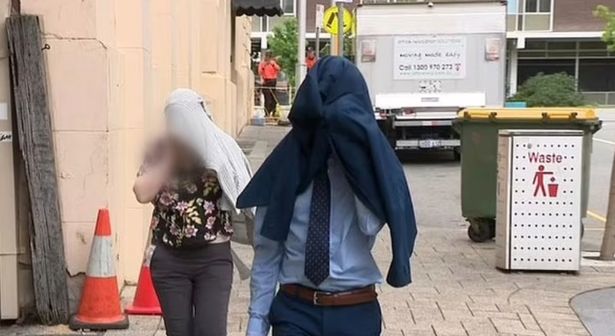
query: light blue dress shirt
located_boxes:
[247,156,384,336]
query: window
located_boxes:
[538,0,551,13]
[579,41,608,50]
[518,59,575,87]
[547,41,576,50]
[510,0,552,31]
[518,0,552,30]
[281,0,295,15]
[525,0,537,12]
[525,41,547,50]
[269,15,293,32]
[525,0,551,13]
[579,59,615,92]
[507,0,520,30]
[508,0,519,14]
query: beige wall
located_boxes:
[0,0,18,320]
[17,0,254,288]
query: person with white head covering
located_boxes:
[133,89,253,336]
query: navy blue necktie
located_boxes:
[304,171,331,286]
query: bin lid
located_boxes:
[458,108,598,121]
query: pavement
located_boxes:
[571,287,615,336]
[4,112,615,336]
[582,108,615,252]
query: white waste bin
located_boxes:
[496,130,583,272]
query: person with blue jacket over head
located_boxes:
[237,56,418,336]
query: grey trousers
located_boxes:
[151,242,233,336]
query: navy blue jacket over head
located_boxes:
[237,56,418,287]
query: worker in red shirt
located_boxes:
[306,46,317,71]
[258,51,281,117]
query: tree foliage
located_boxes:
[268,18,298,86]
[268,18,356,86]
[511,73,586,107]
[595,5,615,51]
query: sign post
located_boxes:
[337,2,344,57]
[323,4,352,56]
[315,4,324,59]
[297,0,307,88]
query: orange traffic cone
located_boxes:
[69,209,129,330]
[125,239,162,315]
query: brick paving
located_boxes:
[222,226,615,336]
[5,125,615,336]
[226,126,615,336]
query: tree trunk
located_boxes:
[600,153,615,260]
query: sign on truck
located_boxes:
[356,1,507,158]
[393,35,467,80]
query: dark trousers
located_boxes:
[150,242,233,336]
[262,79,277,117]
[269,291,382,336]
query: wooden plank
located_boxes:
[6,15,69,324]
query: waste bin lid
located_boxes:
[458,108,598,120]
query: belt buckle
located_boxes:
[312,291,320,306]
[312,290,330,306]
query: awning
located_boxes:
[234,0,283,17]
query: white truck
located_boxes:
[355,0,507,158]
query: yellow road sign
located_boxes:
[323,6,352,35]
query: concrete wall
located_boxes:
[15,0,254,290]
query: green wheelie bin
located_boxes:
[453,108,602,242]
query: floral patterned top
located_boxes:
[138,143,233,249]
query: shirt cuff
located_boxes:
[246,316,270,336]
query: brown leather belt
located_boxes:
[280,284,377,307]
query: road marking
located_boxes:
[594,138,615,146]
[588,210,607,223]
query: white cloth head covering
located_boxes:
[164,88,253,219]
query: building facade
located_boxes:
[507,0,615,105]
[254,0,615,105]
[251,0,359,53]
[0,0,264,319]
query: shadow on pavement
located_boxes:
[396,150,461,166]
